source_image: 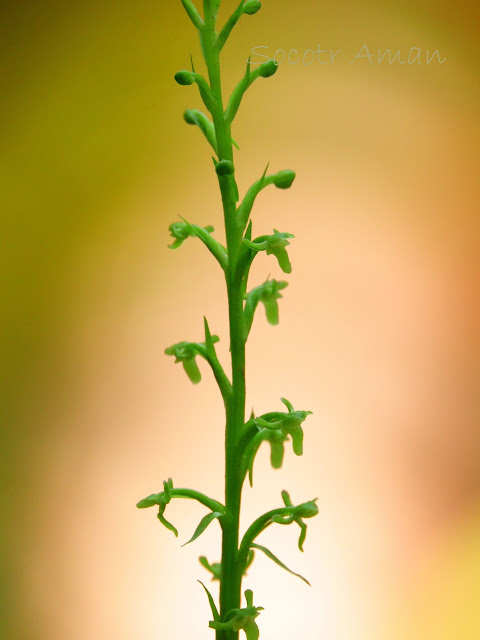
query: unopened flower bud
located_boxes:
[273,170,296,189]
[242,0,262,15]
[175,70,195,86]
[258,60,278,78]
[183,109,197,124]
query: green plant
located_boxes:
[137,2,318,638]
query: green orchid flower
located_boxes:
[243,230,295,274]
[164,336,219,384]
[271,490,319,551]
[242,398,313,485]
[209,589,263,640]
[168,221,214,249]
[255,397,312,456]
[244,278,288,339]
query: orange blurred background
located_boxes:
[1,1,479,638]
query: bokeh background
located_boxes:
[1,1,479,638]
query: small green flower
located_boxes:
[209,589,263,640]
[271,490,319,551]
[199,556,222,581]
[243,278,288,340]
[258,279,287,325]
[168,221,214,250]
[165,342,201,383]
[165,337,219,384]
[136,478,179,537]
[243,230,295,274]
[256,398,312,456]
[245,399,312,486]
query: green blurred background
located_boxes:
[1,1,479,638]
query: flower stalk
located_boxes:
[137,2,317,639]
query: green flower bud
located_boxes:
[242,0,262,15]
[273,170,296,189]
[216,159,235,176]
[258,60,278,78]
[183,110,197,124]
[175,70,195,86]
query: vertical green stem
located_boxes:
[201,7,245,640]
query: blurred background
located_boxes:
[1,0,479,638]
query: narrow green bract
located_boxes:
[137,2,318,638]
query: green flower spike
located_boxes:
[243,230,295,274]
[164,336,219,384]
[209,589,264,640]
[271,490,319,551]
[140,2,317,637]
